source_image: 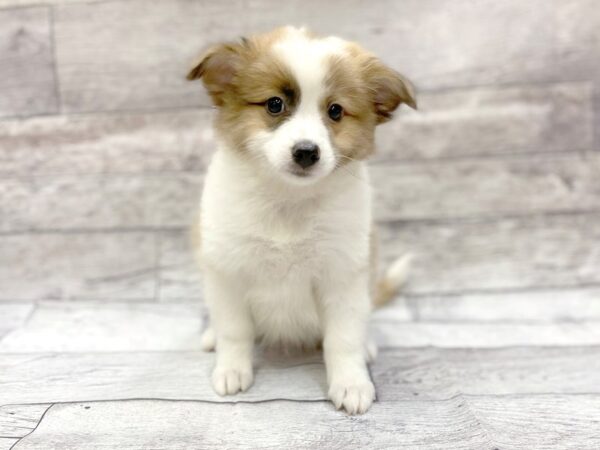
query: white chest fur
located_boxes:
[198,149,372,346]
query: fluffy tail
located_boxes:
[373,254,412,308]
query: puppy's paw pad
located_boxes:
[328,380,375,415]
[200,327,216,352]
[212,367,253,396]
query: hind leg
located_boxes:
[201,326,216,352]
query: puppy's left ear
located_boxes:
[366,59,417,123]
[186,40,246,106]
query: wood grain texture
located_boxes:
[468,395,600,450]
[373,347,600,400]
[0,351,326,405]
[0,233,156,301]
[3,346,599,406]
[379,213,600,295]
[0,303,33,339]
[0,7,57,118]
[0,301,203,353]
[50,0,598,113]
[3,153,599,231]
[375,287,600,323]
[376,82,593,161]
[0,404,50,438]
[54,0,246,112]
[374,322,600,348]
[0,173,202,232]
[0,82,589,180]
[0,438,18,450]
[372,152,600,222]
[0,109,215,177]
[158,230,202,301]
[12,399,493,450]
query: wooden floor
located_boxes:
[2,0,600,449]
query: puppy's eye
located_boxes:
[328,103,343,121]
[266,97,285,115]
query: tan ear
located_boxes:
[186,41,244,106]
[366,59,417,123]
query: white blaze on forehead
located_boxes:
[272,28,347,110]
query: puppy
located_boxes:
[187,26,416,414]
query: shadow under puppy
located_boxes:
[188,26,415,414]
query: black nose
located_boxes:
[292,141,320,169]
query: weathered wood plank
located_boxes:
[54,0,246,112]
[0,438,18,450]
[158,230,202,301]
[0,109,215,177]
[0,351,327,405]
[372,152,600,221]
[0,7,57,118]
[0,173,202,232]
[3,153,598,231]
[0,301,203,353]
[0,233,156,301]
[12,399,493,450]
[379,213,600,294]
[0,82,589,181]
[374,322,600,348]
[376,82,593,161]
[0,405,50,438]
[468,395,600,450]
[372,347,600,400]
[375,287,600,322]
[155,212,600,301]
[0,304,34,339]
[52,0,589,113]
[2,346,598,410]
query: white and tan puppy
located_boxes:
[187,26,416,414]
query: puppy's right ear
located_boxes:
[186,41,244,106]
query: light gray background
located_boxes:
[1,1,599,449]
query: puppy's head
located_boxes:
[188,27,416,185]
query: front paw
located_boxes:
[212,364,254,396]
[328,379,375,415]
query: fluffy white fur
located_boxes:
[194,27,412,415]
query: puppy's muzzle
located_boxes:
[292,140,320,169]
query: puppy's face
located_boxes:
[188,27,416,185]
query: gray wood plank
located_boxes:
[12,399,493,450]
[0,173,202,232]
[468,395,600,450]
[158,230,202,301]
[0,405,49,438]
[372,347,600,400]
[0,233,156,301]
[0,7,57,118]
[0,351,326,405]
[0,109,215,177]
[379,213,600,295]
[0,438,18,450]
[372,152,600,222]
[0,301,203,353]
[0,304,34,339]
[3,153,598,232]
[376,81,593,161]
[375,287,600,323]
[51,0,596,113]
[374,322,600,348]
[0,82,589,180]
[2,346,598,406]
[54,0,246,112]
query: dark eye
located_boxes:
[266,97,285,115]
[328,103,343,121]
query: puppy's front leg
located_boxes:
[204,268,254,396]
[321,273,375,414]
